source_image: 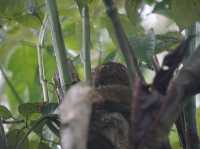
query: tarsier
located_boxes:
[60,62,132,149]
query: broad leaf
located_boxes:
[0,0,44,28]
[125,0,141,24]
[0,105,12,119]
[5,45,40,111]
[18,103,41,117]
[6,129,29,149]
[154,0,200,29]
[41,103,58,115]
[103,50,117,63]
[38,142,51,149]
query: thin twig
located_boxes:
[0,65,23,104]
[2,119,24,124]
[152,55,160,72]
[37,14,49,102]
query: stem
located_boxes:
[37,15,49,102]
[102,0,144,86]
[183,24,199,149]
[42,138,60,145]
[0,119,7,149]
[0,65,23,104]
[81,5,92,84]
[46,0,72,92]
[2,119,24,124]
[152,55,160,72]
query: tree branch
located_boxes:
[102,0,145,86]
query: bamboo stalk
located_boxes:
[37,15,49,102]
[81,5,92,84]
[46,0,72,93]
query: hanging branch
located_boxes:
[81,4,92,84]
[46,0,72,93]
[0,65,23,104]
[102,0,145,86]
[37,14,49,102]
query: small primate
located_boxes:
[60,62,131,149]
[88,62,131,149]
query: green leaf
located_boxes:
[7,45,37,85]
[103,50,117,63]
[125,0,141,25]
[38,142,51,149]
[5,45,41,111]
[155,32,182,53]
[29,141,39,149]
[18,103,42,117]
[169,126,181,149]
[154,0,200,29]
[63,20,82,51]
[144,0,156,5]
[171,0,200,29]
[153,0,171,16]
[0,25,36,63]
[19,102,58,117]
[100,14,144,48]
[46,121,59,136]
[41,103,58,115]
[0,105,12,119]
[6,129,29,149]
[0,0,44,28]
[29,132,40,149]
[129,33,155,63]
[58,0,78,16]
[30,119,46,136]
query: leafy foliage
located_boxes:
[0,0,199,148]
